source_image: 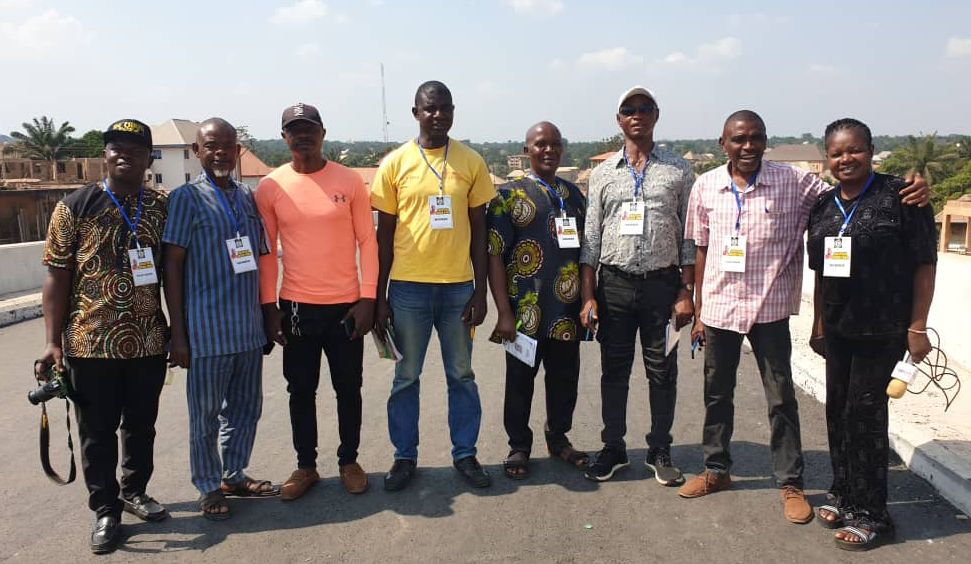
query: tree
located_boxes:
[879,133,959,185]
[10,116,76,181]
[71,129,104,158]
[931,160,971,212]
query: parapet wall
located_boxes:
[0,241,45,295]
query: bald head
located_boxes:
[525,121,561,144]
[197,117,237,144]
[194,117,240,180]
[524,121,563,181]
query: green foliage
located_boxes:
[879,134,960,185]
[931,160,971,212]
[71,130,104,158]
[10,116,76,162]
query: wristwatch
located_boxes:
[680,282,695,293]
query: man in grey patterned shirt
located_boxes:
[579,86,695,484]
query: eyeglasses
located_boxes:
[619,104,656,116]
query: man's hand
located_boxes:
[462,290,487,326]
[690,319,706,346]
[168,333,191,368]
[580,298,598,333]
[672,291,694,330]
[263,304,287,346]
[908,331,932,364]
[900,172,930,207]
[35,343,64,382]
[491,309,517,342]
[344,298,375,339]
[373,298,392,341]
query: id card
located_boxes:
[823,236,852,278]
[429,195,453,230]
[503,331,538,367]
[619,201,645,235]
[720,235,747,272]
[128,247,159,286]
[225,236,257,274]
[555,216,580,248]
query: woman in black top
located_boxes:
[807,118,937,551]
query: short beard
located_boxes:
[210,168,231,178]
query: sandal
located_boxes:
[199,490,230,521]
[549,444,589,469]
[834,520,895,551]
[503,450,530,480]
[816,504,844,529]
[220,476,280,497]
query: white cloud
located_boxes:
[662,37,741,72]
[946,36,971,58]
[0,9,93,59]
[271,0,328,25]
[577,47,643,71]
[295,43,321,60]
[504,0,564,16]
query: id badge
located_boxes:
[823,236,852,278]
[555,216,580,248]
[619,201,645,235]
[128,246,159,286]
[720,235,747,272]
[225,235,258,274]
[429,195,454,230]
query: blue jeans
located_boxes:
[388,281,481,461]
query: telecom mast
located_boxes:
[380,63,390,142]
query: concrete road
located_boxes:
[1,311,969,563]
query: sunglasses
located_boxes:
[619,104,656,116]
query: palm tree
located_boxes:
[954,135,971,161]
[10,117,76,182]
[888,133,959,185]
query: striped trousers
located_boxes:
[187,348,263,494]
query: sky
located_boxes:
[2,0,970,143]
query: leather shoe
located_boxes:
[454,456,491,488]
[384,459,416,491]
[677,470,732,498]
[123,493,169,522]
[339,462,369,494]
[90,515,121,555]
[782,485,814,524]
[281,468,319,501]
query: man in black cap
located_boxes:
[36,118,170,554]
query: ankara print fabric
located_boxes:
[488,177,585,341]
[43,183,168,358]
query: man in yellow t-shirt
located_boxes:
[371,80,496,491]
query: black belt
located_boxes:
[600,264,678,280]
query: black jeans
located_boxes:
[702,318,804,487]
[66,355,166,519]
[824,331,903,525]
[281,300,363,468]
[596,265,679,452]
[504,338,580,455]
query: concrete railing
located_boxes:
[0,241,46,295]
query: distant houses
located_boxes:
[764,143,826,174]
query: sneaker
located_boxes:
[384,459,416,492]
[645,448,684,486]
[677,469,732,498]
[454,456,492,488]
[584,448,629,482]
[781,485,813,524]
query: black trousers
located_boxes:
[702,319,804,487]
[281,299,363,468]
[596,266,679,452]
[824,331,903,525]
[66,355,166,519]
[504,338,580,455]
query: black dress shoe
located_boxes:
[383,459,416,491]
[454,456,492,488]
[123,494,169,522]
[90,515,121,555]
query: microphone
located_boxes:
[887,352,918,399]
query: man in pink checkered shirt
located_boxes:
[678,110,927,524]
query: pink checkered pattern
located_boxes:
[685,161,830,334]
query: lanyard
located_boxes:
[729,170,759,233]
[416,138,449,193]
[622,147,648,198]
[207,174,243,237]
[102,178,144,248]
[834,172,876,236]
[527,173,566,216]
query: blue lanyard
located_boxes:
[416,138,449,193]
[207,174,243,237]
[834,172,876,236]
[102,178,144,248]
[729,170,759,233]
[622,147,648,198]
[527,173,566,216]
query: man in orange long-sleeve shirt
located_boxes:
[255,103,378,499]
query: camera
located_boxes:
[28,368,70,405]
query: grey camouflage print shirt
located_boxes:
[580,147,696,273]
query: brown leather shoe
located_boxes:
[677,470,732,498]
[339,462,369,494]
[281,468,319,501]
[781,485,813,524]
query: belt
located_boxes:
[600,264,678,280]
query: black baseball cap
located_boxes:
[281,103,324,129]
[103,119,153,150]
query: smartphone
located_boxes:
[341,316,356,337]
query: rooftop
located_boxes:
[764,143,825,162]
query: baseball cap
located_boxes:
[281,103,324,129]
[103,119,153,150]
[617,86,658,111]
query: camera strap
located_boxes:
[40,399,76,485]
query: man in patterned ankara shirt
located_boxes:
[487,122,589,479]
[579,86,695,485]
[36,119,169,554]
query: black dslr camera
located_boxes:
[28,366,70,405]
